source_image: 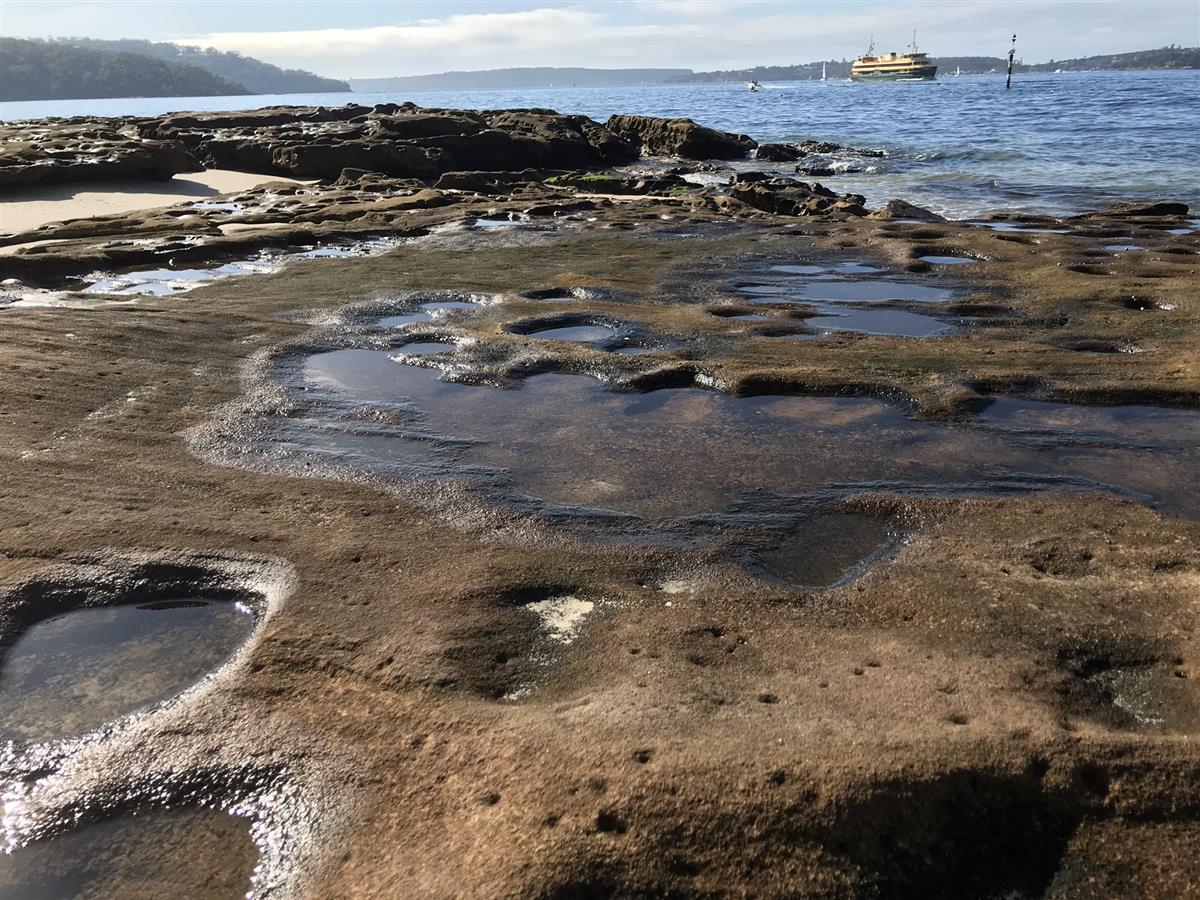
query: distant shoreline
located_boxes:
[3,65,1199,116]
[3,45,1195,105]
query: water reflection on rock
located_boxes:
[0,598,253,743]
[0,808,257,900]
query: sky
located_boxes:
[4,0,1197,78]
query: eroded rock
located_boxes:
[606,114,756,160]
[1096,201,1190,218]
[0,126,201,189]
[870,199,948,222]
[731,178,867,217]
[756,143,805,162]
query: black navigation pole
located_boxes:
[1006,34,1017,89]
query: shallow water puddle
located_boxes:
[799,306,950,338]
[82,260,278,296]
[919,255,975,265]
[768,264,825,276]
[737,262,958,337]
[527,324,617,342]
[473,217,521,229]
[291,351,1200,521]
[392,341,455,357]
[749,279,955,304]
[378,300,482,327]
[771,262,882,275]
[189,200,245,214]
[292,236,405,258]
[755,512,898,588]
[78,237,404,296]
[973,221,1072,234]
[739,283,809,296]
[0,807,257,900]
[0,598,253,743]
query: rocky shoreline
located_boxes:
[1,105,1198,899]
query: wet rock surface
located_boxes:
[1,105,1199,898]
[756,139,884,164]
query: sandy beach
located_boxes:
[0,168,310,234]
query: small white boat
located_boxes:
[746,80,761,92]
[821,63,827,81]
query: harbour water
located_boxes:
[2,70,1196,218]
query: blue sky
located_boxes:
[4,1,1197,78]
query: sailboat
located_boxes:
[955,65,961,76]
[821,62,827,81]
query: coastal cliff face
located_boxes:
[1,105,1198,899]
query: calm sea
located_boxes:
[2,70,1197,219]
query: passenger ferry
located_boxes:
[850,34,937,82]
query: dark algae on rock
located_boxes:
[1,103,1199,898]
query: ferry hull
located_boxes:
[850,65,938,82]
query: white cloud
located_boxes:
[635,0,766,15]
[177,1,1198,78]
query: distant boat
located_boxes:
[747,80,761,91]
[954,65,961,76]
[821,62,827,81]
[851,32,937,82]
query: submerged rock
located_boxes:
[757,140,885,164]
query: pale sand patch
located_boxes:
[0,238,68,257]
[218,222,293,235]
[526,595,595,644]
[0,169,311,234]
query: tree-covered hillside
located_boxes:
[55,38,350,94]
[673,46,1199,82]
[1,37,251,101]
[1024,46,1200,72]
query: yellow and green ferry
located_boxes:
[850,35,938,82]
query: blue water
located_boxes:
[2,70,1196,218]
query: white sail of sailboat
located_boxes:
[821,62,827,81]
